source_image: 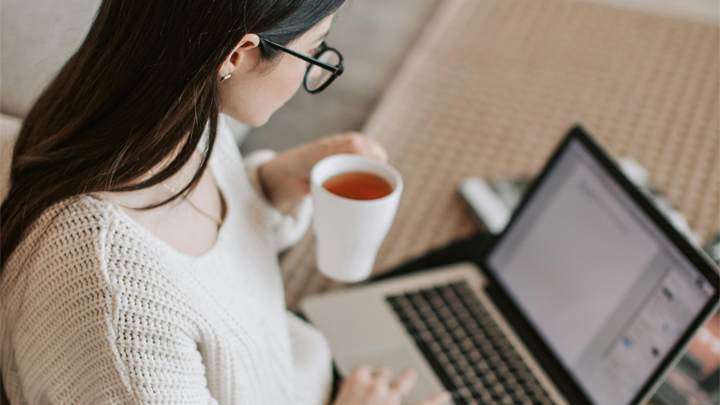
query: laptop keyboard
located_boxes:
[386,281,554,405]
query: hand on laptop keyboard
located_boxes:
[332,365,453,405]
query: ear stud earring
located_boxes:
[220,74,232,82]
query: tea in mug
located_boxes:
[323,171,393,200]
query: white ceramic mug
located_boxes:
[310,154,403,282]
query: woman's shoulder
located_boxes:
[3,195,162,292]
[10,195,125,257]
[9,195,116,259]
[0,196,202,404]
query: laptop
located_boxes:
[301,126,720,405]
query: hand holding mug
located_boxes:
[258,133,387,213]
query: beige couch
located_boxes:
[1,0,102,200]
[0,0,250,202]
[0,116,21,201]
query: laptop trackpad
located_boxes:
[338,346,445,404]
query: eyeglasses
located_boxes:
[262,39,344,94]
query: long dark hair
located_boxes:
[0,0,345,269]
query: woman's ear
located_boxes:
[218,33,261,79]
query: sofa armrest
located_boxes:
[1,114,22,202]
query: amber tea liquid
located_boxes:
[322,171,393,200]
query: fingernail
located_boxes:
[372,144,386,159]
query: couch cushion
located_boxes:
[1,114,22,201]
[0,0,101,118]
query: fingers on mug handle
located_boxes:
[342,133,387,163]
[369,141,388,163]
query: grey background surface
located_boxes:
[239,0,719,155]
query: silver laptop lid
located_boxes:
[484,127,718,405]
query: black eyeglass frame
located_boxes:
[261,39,344,94]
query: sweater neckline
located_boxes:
[93,164,233,263]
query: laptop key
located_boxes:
[414,339,456,392]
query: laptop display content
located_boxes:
[486,138,716,405]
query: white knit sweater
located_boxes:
[1,116,333,404]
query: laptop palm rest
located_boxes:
[337,346,440,404]
[303,264,487,404]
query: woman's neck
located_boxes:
[101,150,206,208]
[94,150,227,257]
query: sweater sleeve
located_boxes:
[243,149,313,252]
[1,207,220,404]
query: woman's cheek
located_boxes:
[282,57,309,100]
[248,56,308,125]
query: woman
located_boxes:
[0,0,453,404]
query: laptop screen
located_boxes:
[486,138,716,405]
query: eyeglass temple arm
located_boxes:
[262,39,342,74]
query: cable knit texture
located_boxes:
[1,115,332,404]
